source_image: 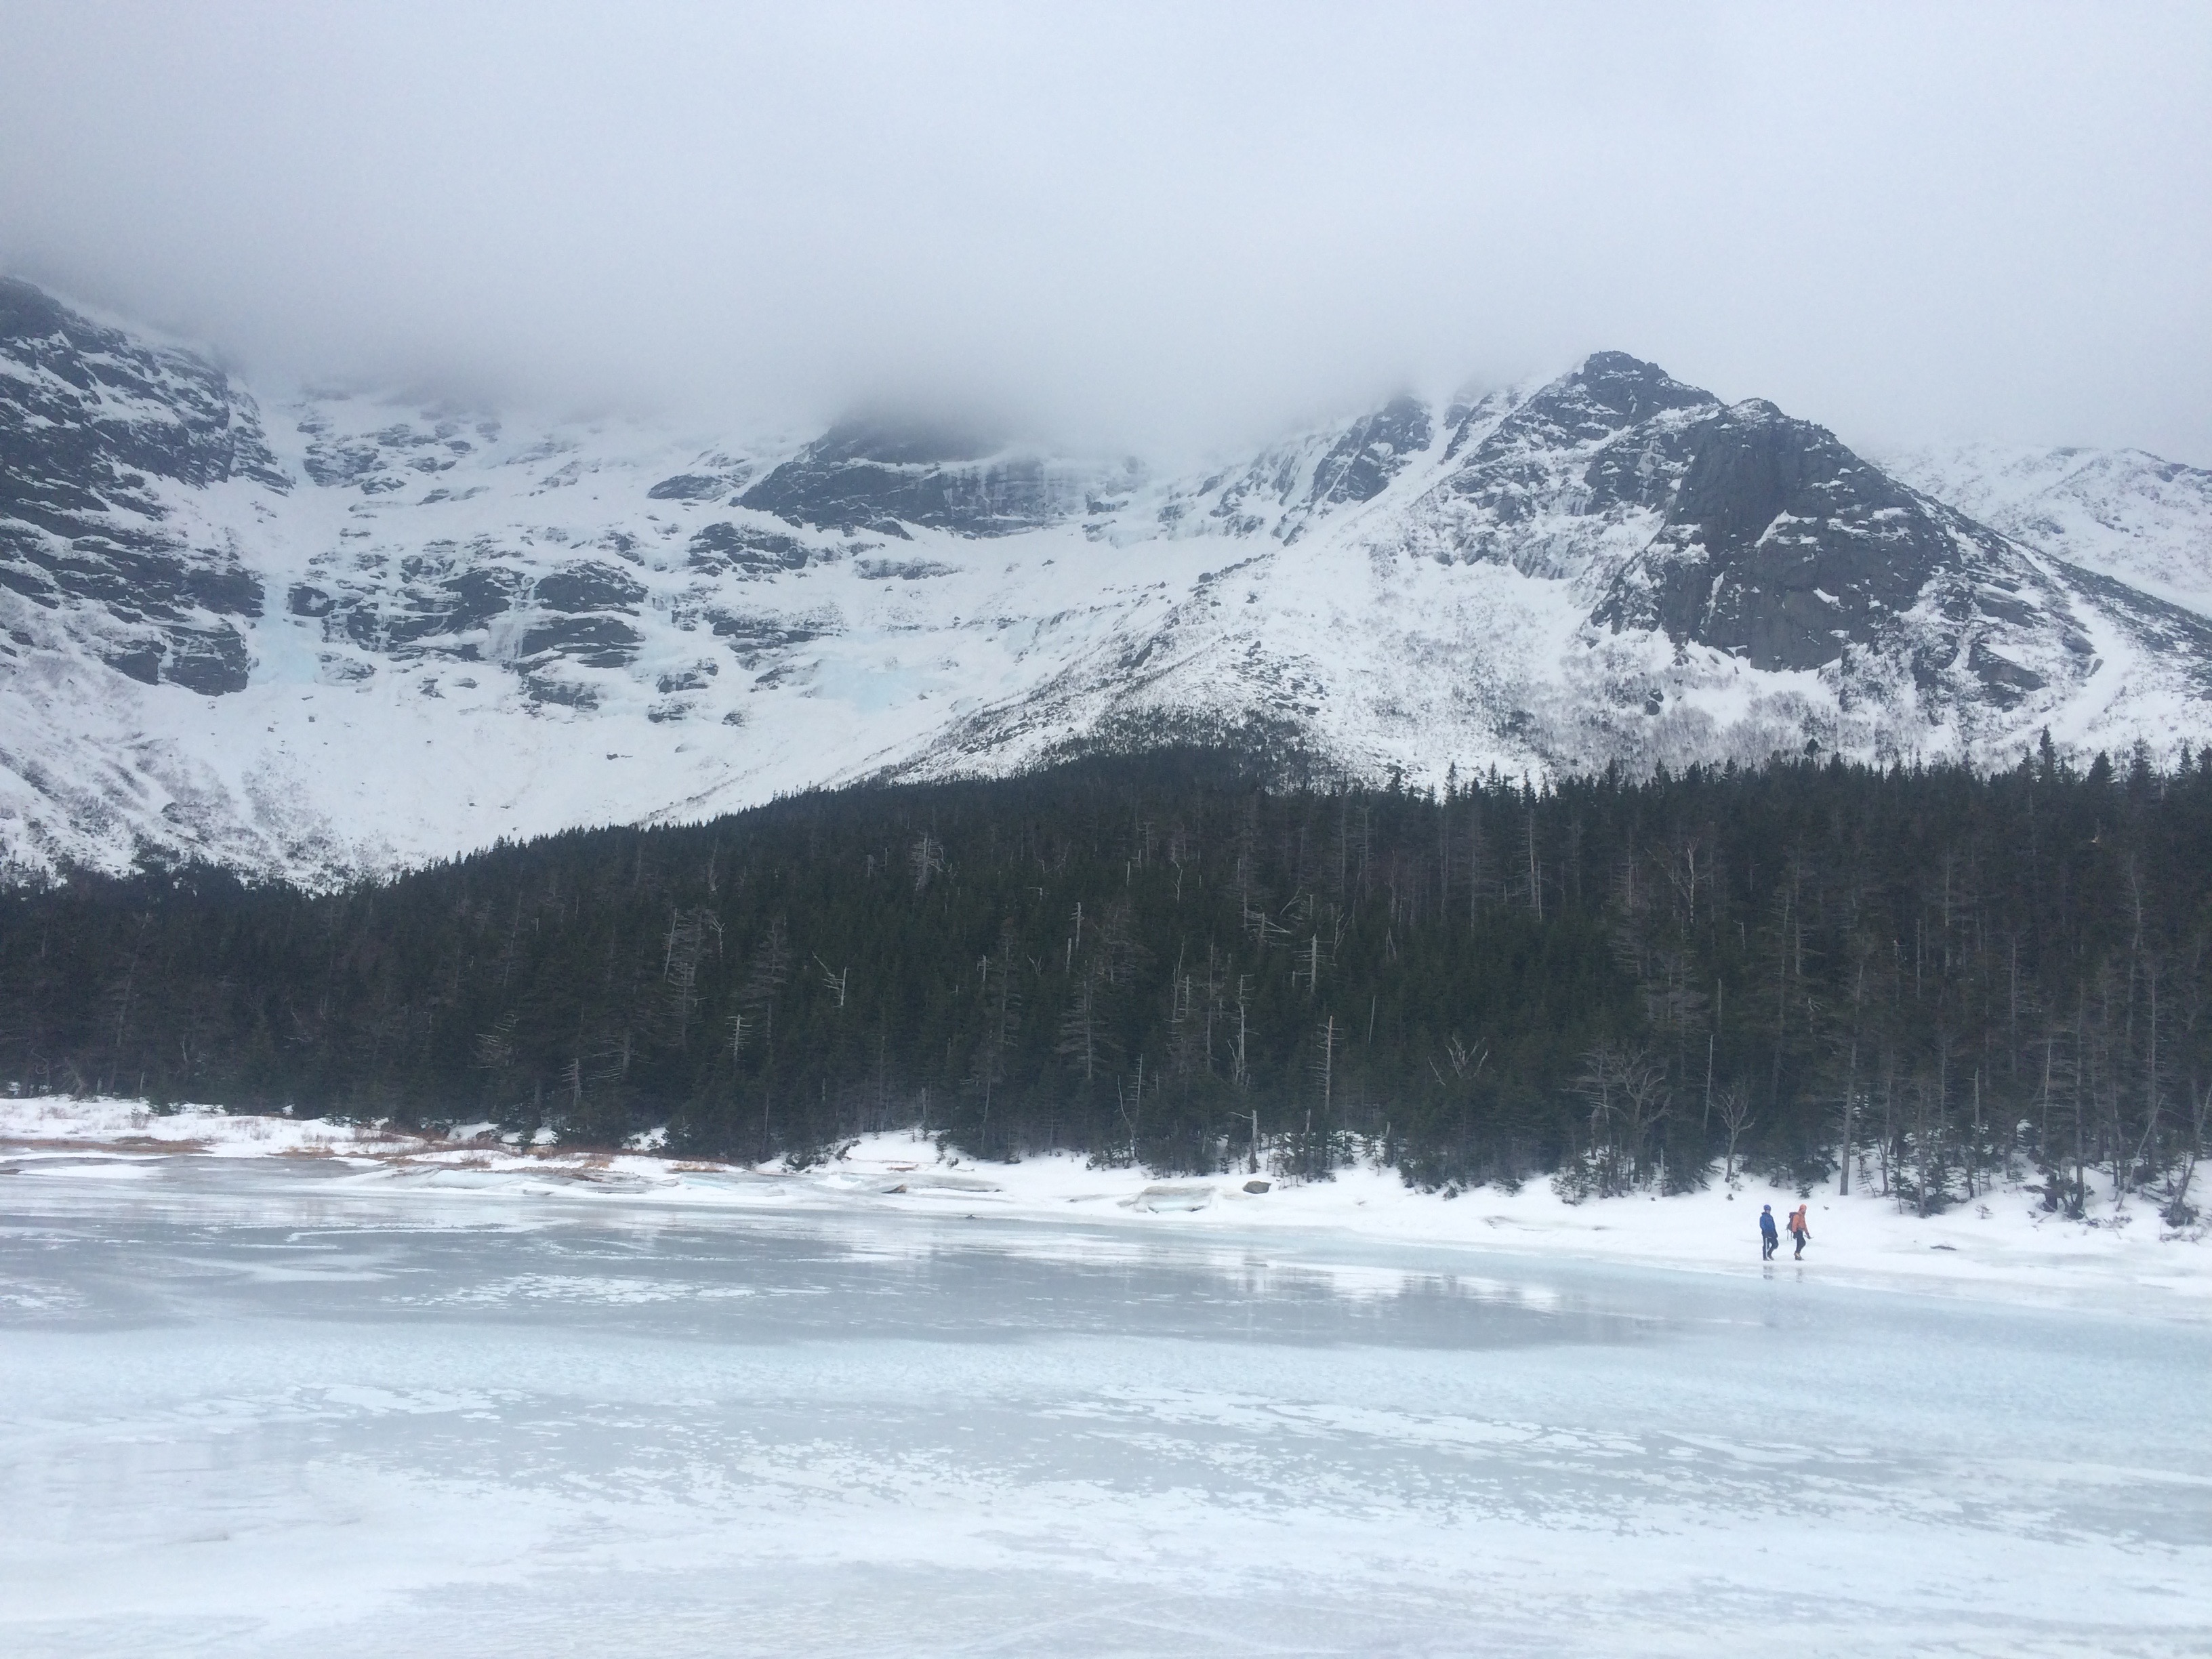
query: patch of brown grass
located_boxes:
[0,1134,208,1155]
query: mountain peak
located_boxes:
[0,274,73,342]
[1563,351,1719,422]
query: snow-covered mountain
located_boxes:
[6,276,2212,883]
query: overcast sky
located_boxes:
[3,1,2207,462]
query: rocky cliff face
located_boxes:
[0,278,286,695]
[738,417,1125,539]
[3,279,2208,883]
[1599,401,1920,668]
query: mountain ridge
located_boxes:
[4,278,2211,885]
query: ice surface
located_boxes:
[3,1158,2209,1656]
[8,1102,2205,1318]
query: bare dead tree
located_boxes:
[909,832,943,894]
[1056,960,1113,1083]
[1715,1086,1755,1190]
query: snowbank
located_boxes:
[0,1097,424,1159]
[2,1097,2203,1319]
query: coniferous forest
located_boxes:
[3,743,2209,1217]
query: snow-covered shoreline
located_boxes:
[3,1094,2204,1320]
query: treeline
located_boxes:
[2,743,2209,1216]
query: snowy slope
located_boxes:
[1883,441,2212,617]
[7,279,2212,884]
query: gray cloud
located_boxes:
[3,0,2207,463]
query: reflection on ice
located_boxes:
[1,1157,2208,1658]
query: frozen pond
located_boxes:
[3,1158,2209,1657]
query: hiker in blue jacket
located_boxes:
[1759,1203,1779,1261]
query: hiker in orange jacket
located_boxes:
[1788,1204,1811,1260]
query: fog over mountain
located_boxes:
[3,2,2208,465]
